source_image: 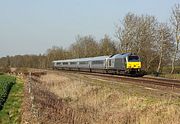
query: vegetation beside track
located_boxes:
[159,73,180,80]
[56,72,180,123]
[0,75,15,110]
[23,71,180,124]
[0,76,24,124]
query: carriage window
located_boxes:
[92,60,104,65]
[70,62,77,65]
[62,62,68,65]
[79,61,88,65]
[57,62,61,65]
[128,56,140,62]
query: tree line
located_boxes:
[0,4,180,74]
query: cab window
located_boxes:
[128,56,140,62]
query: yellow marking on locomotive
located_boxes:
[127,62,141,69]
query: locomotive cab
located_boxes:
[126,55,141,74]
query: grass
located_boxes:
[162,66,180,74]
[153,65,180,79]
[39,72,180,124]
[0,77,24,124]
[160,73,180,80]
[0,75,15,110]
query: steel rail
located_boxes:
[29,70,180,89]
[76,72,180,89]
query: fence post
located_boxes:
[29,72,31,93]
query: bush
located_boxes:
[0,75,16,110]
[0,72,4,75]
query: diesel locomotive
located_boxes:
[52,53,142,76]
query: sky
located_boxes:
[0,0,179,57]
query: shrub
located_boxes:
[0,75,16,110]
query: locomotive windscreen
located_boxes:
[128,56,140,62]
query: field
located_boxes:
[0,75,23,124]
[0,75,15,110]
[22,71,180,124]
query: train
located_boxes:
[52,53,143,76]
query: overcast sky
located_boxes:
[0,0,179,57]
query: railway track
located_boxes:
[75,71,180,89]
[29,69,180,89]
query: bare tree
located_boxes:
[99,35,117,55]
[115,13,159,71]
[46,46,68,67]
[69,35,99,58]
[170,4,180,74]
[156,23,174,73]
[115,13,139,53]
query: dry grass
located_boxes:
[162,73,180,80]
[37,72,180,124]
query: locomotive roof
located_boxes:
[110,53,133,58]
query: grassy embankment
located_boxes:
[160,73,180,79]
[0,76,24,124]
[38,72,180,124]
[160,66,180,79]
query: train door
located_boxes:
[109,59,112,67]
[105,58,108,69]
